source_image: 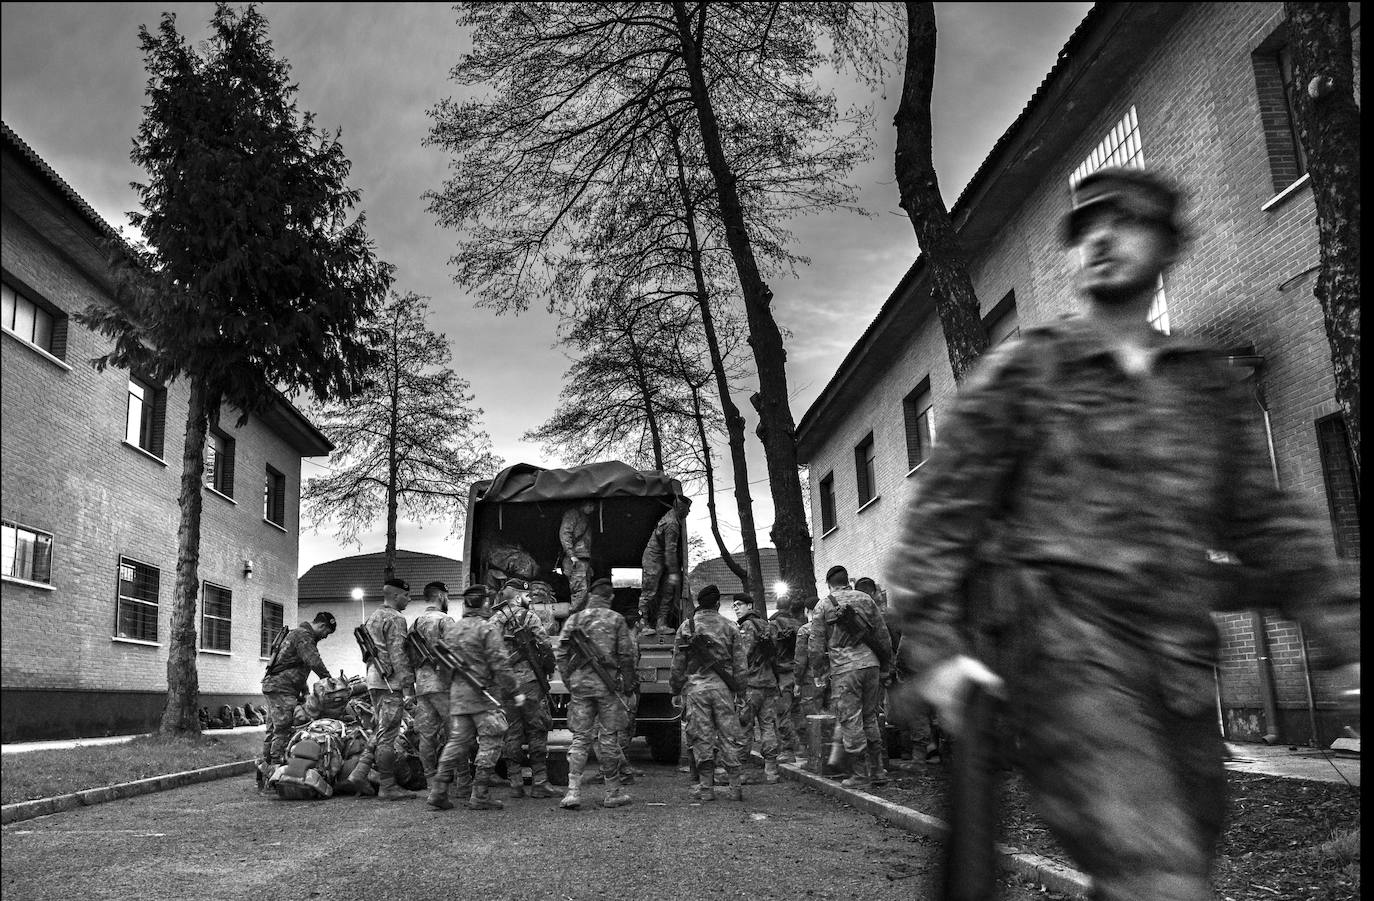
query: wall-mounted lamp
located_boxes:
[243,559,255,580]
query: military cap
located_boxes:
[463,584,490,599]
[825,565,848,583]
[1061,167,1184,246]
[504,576,531,591]
[312,611,337,631]
[731,592,754,605]
[589,577,614,596]
[696,584,721,606]
[383,577,410,591]
[423,580,448,594]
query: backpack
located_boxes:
[268,718,348,800]
[303,675,358,720]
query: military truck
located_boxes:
[462,461,690,765]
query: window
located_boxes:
[1,279,65,358]
[204,428,236,497]
[201,582,232,652]
[2,521,53,585]
[819,472,837,534]
[1252,33,1309,192]
[1316,415,1360,562]
[116,556,160,642]
[854,433,876,506]
[903,383,936,471]
[1070,107,1169,334]
[125,376,166,457]
[260,600,285,658]
[264,465,287,526]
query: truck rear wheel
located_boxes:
[645,724,681,764]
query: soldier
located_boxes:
[887,167,1361,899]
[810,565,893,788]
[560,499,597,614]
[670,584,747,802]
[792,610,819,767]
[489,580,560,799]
[556,577,635,810]
[259,611,336,780]
[733,593,782,784]
[427,584,522,811]
[409,581,455,799]
[638,495,690,638]
[769,598,806,764]
[346,577,417,800]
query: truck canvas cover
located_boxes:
[477,461,683,504]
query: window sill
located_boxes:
[1261,173,1311,212]
[111,636,161,648]
[122,440,168,467]
[905,461,929,478]
[205,486,237,505]
[2,327,72,371]
[2,574,56,591]
[198,647,232,657]
[820,525,839,540]
[263,518,289,533]
[856,495,881,515]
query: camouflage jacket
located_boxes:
[670,608,746,696]
[261,623,330,695]
[489,603,553,687]
[886,315,1360,687]
[793,620,816,685]
[559,507,593,562]
[555,597,634,698]
[810,588,893,677]
[363,605,415,693]
[641,509,681,570]
[769,609,804,675]
[736,612,779,690]
[410,606,457,695]
[445,610,519,715]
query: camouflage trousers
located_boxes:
[774,674,803,754]
[502,682,552,784]
[594,690,638,775]
[358,689,407,774]
[567,693,628,784]
[436,707,509,785]
[261,690,299,764]
[833,667,883,754]
[567,558,591,614]
[740,687,780,762]
[413,690,451,778]
[684,685,744,773]
[637,559,677,624]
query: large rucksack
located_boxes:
[268,718,347,800]
[303,674,361,720]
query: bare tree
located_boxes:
[302,291,501,579]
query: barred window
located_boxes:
[819,472,837,534]
[2,520,53,585]
[116,556,159,642]
[201,582,232,652]
[260,599,285,658]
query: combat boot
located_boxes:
[726,774,744,802]
[763,758,781,784]
[560,771,583,810]
[425,776,454,811]
[841,754,871,789]
[506,760,526,798]
[601,778,633,808]
[655,613,673,641]
[375,750,416,801]
[868,745,889,786]
[465,768,505,810]
[528,781,562,799]
[689,756,715,802]
[346,757,377,797]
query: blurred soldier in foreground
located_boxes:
[347,578,416,800]
[409,582,454,799]
[427,584,521,811]
[259,611,336,779]
[638,495,691,638]
[557,578,635,809]
[670,585,748,802]
[887,167,1361,901]
[560,499,597,614]
[811,565,893,788]
[733,592,782,784]
[490,580,560,799]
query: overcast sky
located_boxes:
[1,1,1092,576]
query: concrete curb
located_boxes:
[779,762,1091,898]
[1,759,256,826]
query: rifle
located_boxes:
[507,622,552,699]
[262,625,291,675]
[940,682,1001,901]
[563,627,631,713]
[405,630,439,670]
[833,601,893,670]
[743,620,778,672]
[688,630,742,694]
[353,624,394,691]
[429,637,503,709]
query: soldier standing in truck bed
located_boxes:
[560,500,596,615]
[638,496,690,638]
[347,578,416,801]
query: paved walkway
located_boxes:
[1,725,264,755]
[1223,741,1360,786]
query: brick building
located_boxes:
[795,3,1360,744]
[1,122,333,741]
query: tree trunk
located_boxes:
[688,379,751,596]
[628,330,666,471]
[669,123,765,605]
[158,375,218,736]
[1284,2,1361,477]
[385,322,401,581]
[895,2,989,382]
[671,1,817,610]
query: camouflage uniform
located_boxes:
[736,611,781,778]
[490,601,556,794]
[793,619,820,718]
[560,506,594,614]
[638,508,681,629]
[260,622,330,765]
[809,587,892,777]
[556,592,635,808]
[353,605,415,795]
[432,608,519,810]
[409,605,456,783]
[670,607,747,799]
[887,316,1361,900]
[769,607,806,758]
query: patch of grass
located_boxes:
[1,732,263,805]
[1313,827,1360,869]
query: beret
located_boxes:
[384,577,410,591]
